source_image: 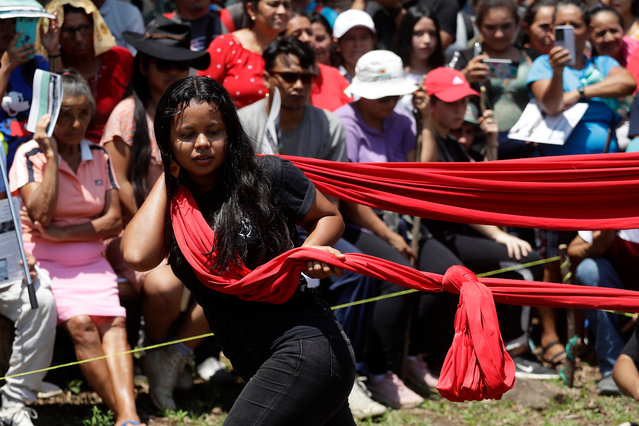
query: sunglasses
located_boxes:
[376,95,401,104]
[153,59,191,72]
[271,70,315,85]
[60,24,92,39]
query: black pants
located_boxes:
[225,331,356,425]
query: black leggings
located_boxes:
[225,331,356,425]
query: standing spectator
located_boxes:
[38,0,134,142]
[333,9,376,82]
[9,70,142,426]
[520,0,555,61]
[198,0,290,108]
[163,0,228,52]
[309,11,337,66]
[92,0,145,54]
[590,6,639,68]
[392,5,445,119]
[0,145,57,426]
[101,17,212,411]
[285,12,352,110]
[600,0,639,38]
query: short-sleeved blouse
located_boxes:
[198,34,266,108]
[527,54,621,155]
[86,46,134,143]
[9,139,118,243]
[100,96,163,192]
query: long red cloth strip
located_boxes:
[281,152,639,230]
[170,186,639,401]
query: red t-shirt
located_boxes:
[311,63,352,112]
[198,34,267,108]
[86,46,134,143]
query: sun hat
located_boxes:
[423,67,479,102]
[333,9,376,39]
[344,50,418,100]
[0,0,54,19]
[122,16,210,70]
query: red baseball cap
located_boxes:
[424,67,479,102]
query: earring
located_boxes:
[170,160,180,178]
[251,15,256,21]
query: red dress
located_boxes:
[86,46,134,142]
[199,34,267,108]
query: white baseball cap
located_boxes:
[344,50,418,100]
[333,9,376,39]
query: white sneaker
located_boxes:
[405,356,439,389]
[37,381,63,399]
[140,345,191,410]
[348,376,386,419]
[0,404,38,426]
[196,357,234,384]
[366,371,424,409]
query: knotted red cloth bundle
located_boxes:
[283,152,639,230]
[171,186,639,402]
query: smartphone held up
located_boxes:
[554,25,576,67]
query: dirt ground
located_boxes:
[26,359,639,425]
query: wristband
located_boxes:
[578,86,587,102]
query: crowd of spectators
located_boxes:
[3,0,639,423]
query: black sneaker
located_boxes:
[513,355,560,379]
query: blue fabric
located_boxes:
[0,142,5,193]
[527,55,620,156]
[0,56,49,170]
[575,257,626,377]
[306,1,338,28]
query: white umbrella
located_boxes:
[0,0,54,19]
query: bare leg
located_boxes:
[142,264,183,342]
[64,316,117,412]
[177,303,210,350]
[97,316,140,425]
[539,264,565,363]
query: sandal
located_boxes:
[541,340,567,367]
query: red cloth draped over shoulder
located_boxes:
[170,184,639,402]
[282,152,639,230]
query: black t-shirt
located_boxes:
[169,156,340,378]
[170,9,224,51]
[435,131,470,163]
[621,325,639,366]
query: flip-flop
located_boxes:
[541,340,567,367]
[120,421,141,426]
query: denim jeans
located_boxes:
[576,257,625,377]
[224,330,356,425]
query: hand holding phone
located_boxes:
[481,58,518,79]
[15,18,37,58]
[554,25,575,66]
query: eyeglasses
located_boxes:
[376,96,400,103]
[153,59,191,72]
[271,70,316,85]
[60,24,92,39]
[265,0,292,9]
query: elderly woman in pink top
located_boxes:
[9,70,142,426]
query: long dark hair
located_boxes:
[476,0,519,28]
[126,53,153,208]
[393,5,445,71]
[155,76,292,271]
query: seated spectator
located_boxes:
[453,0,536,160]
[0,14,54,169]
[359,0,458,51]
[285,12,352,111]
[198,0,290,108]
[601,0,639,38]
[101,17,215,411]
[9,70,142,426]
[449,102,499,162]
[333,9,376,82]
[93,0,145,54]
[568,229,639,395]
[528,0,636,156]
[38,0,134,143]
[520,0,555,61]
[163,0,228,51]
[613,322,639,400]
[392,4,445,120]
[413,67,556,378]
[0,145,57,426]
[590,6,639,69]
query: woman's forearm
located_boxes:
[299,190,345,248]
[582,66,637,99]
[22,153,60,226]
[533,71,566,115]
[122,174,169,271]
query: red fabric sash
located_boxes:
[282,152,639,230]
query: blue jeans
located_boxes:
[224,331,356,425]
[576,257,625,377]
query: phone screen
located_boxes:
[482,59,518,79]
[15,17,37,57]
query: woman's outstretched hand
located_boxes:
[304,245,346,279]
